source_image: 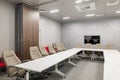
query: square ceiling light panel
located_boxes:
[75,3,96,12]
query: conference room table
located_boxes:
[15,48,120,80]
[15,48,81,80]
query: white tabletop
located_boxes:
[15,48,120,80]
[104,63,120,80]
[104,53,120,63]
[15,48,82,72]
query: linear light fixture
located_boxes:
[49,9,59,13]
[75,0,90,4]
[116,10,120,14]
[84,0,90,1]
[86,14,95,17]
[75,0,83,4]
[62,17,70,20]
[96,14,104,17]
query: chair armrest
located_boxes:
[22,59,31,63]
[42,54,48,57]
[49,53,54,55]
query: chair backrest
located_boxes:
[56,43,63,52]
[52,43,57,49]
[61,43,66,51]
[39,46,49,56]
[30,46,42,60]
[85,43,92,48]
[95,44,101,49]
[3,50,21,66]
[52,43,58,52]
[48,46,56,54]
[77,43,82,48]
[106,44,112,49]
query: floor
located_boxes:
[0,61,103,80]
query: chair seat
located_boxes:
[17,68,26,77]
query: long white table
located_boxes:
[15,48,82,80]
[15,48,120,80]
[104,63,120,80]
[103,50,120,80]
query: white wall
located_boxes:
[0,1,61,58]
[0,0,15,57]
[61,18,120,50]
[39,16,61,46]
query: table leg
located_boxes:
[74,55,81,60]
[67,58,76,66]
[53,64,66,78]
[26,71,30,80]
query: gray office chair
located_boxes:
[84,44,93,60]
[3,50,26,80]
[61,43,66,51]
[55,43,63,52]
[94,51,104,61]
[30,46,42,60]
[106,44,113,49]
[39,46,49,57]
[48,46,56,54]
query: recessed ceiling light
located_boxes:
[49,9,59,13]
[86,14,95,17]
[116,10,120,14]
[75,0,83,4]
[62,17,70,20]
[96,14,104,17]
[84,0,90,1]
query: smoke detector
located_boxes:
[75,3,96,12]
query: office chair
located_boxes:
[95,44,102,49]
[3,50,26,80]
[75,43,85,59]
[84,44,93,60]
[30,46,49,79]
[94,51,104,61]
[84,50,93,60]
[52,43,57,51]
[39,46,49,57]
[85,43,92,48]
[77,43,82,48]
[61,43,66,51]
[48,46,56,54]
[55,43,63,52]
[106,44,112,49]
[30,46,42,60]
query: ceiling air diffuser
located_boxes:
[75,3,96,12]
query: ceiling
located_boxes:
[6,0,120,22]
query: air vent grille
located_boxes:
[75,3,96,12]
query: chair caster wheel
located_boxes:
[62,76,66,79]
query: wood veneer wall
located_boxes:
[15,3,39,60]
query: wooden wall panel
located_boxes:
[33,11,39,46]
[15,3,39,60]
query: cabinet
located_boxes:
[15,3,39,60]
